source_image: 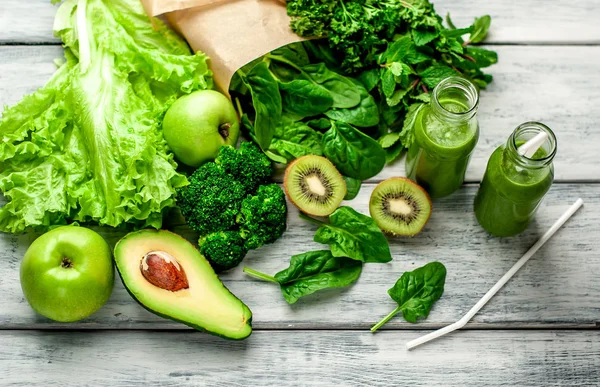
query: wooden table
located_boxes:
[1,1,599,385]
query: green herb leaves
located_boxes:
[371,262,447,331]
[322,122,386,180]
[244,250,362,304]
[245,205,391,303]
[239,62,281,150]
[303,207,392,264]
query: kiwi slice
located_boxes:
[284,155,346,216]
[369,177,432,236]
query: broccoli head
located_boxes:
[215,142,272,194]
[177,163,246,235]
[199,231,248,272]
[237,184,287,250]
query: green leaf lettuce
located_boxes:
[0,0,212,232]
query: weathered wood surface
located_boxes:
[2,0,600,44]
[1,330,598,386]
[0,183,597,330]
[2,45,599,183]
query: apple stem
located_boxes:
[219,123,231,139]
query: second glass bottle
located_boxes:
[406,76,480,198]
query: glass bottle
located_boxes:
[474,122,557,237]
[405,76,480,198]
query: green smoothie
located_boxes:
[406,77,480,198]
[474,123,556,237]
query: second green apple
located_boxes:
[163,90,240,168]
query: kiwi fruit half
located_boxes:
[369,177,432,236]
[284,155,346,216]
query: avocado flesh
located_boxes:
[114,229,252,340]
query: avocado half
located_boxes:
[114,229,252,340]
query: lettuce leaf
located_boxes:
[0,0,212,233]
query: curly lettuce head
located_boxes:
[0,0,212,233]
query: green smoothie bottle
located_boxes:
[474,122,557,237]
[406,76,480,198]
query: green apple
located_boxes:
[163,90,240,168]
[20,226,114,322]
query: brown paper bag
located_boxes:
[140,0,304,93]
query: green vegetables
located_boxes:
[371,262,447,331]
[301,207,392,263]
[321,122,386,180]
[233,0,496,180]
[0,0,212,232]
[244,250,363,304]
[231,46,387,181]
[245,206,390,303]
[177,143,287,271]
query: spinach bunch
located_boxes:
[244,206,391,303]
[371,262,447,331]
[231,45,386,181]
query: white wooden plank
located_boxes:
[1,0,600,44]
[1,330,598,386]
[0,184,597,329]
[1,45,599,183]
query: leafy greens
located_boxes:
[233,0,497,181]
[371,262,447,331]
[0,0,212,233]
[244,250,363,304]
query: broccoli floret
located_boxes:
[199,231,248,272]
[237,184,287,250]
[215,142,272,194]
[177,163,246,235]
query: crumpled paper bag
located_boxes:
[140,0,304,93]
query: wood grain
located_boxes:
[0,184,597,330]
[1,0,600,44]
[1,330,598,386]
[2,45,599,183]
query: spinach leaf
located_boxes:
[301,206,392,263]
[280,80,333,118]
[322,121,386,180]
[343,176,361,200]
[371,262,446,331]
[324,84,379,127]
[241,62,282,150]
[271,43,310,66]
[302,63,362,108]
[306,117,332,131]
[266,116,323,163]
[357,69,380,92]
[244,250,363,304]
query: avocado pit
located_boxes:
[140,251,189,292]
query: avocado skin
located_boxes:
[114,229,252,340]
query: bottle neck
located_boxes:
[504,122,557,169]
[430,76,479,125]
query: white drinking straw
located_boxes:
[517,132,549,158]
[406,198,584,350]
